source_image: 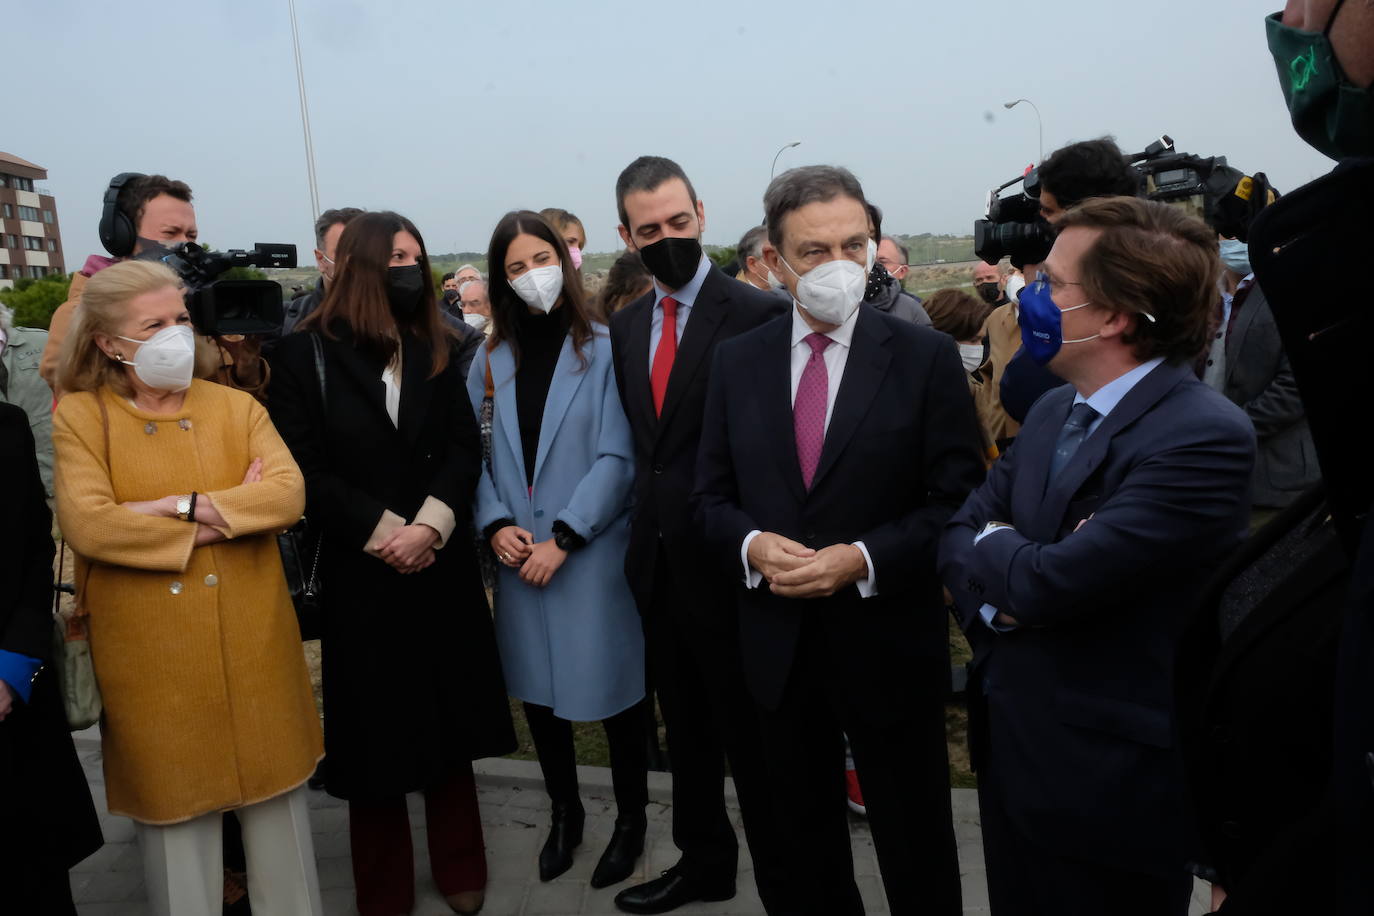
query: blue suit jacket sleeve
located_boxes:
[966,416,1255,627]
[554,351,635,541]
[1000,347,1067,424]
[940,432,1019,630]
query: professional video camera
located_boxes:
[974,134,1252,265]
[974,168,1053,266]
[143,242,297,336]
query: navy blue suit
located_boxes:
[694,304,985,915]
[939,361,1255,916]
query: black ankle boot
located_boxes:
[590,814,647,889]
[539,801,584,882]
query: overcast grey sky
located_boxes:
[9,0,1331,264]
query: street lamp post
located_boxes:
[770,141,802,180]
[288,0,321,226]
[1003,98,1043,162]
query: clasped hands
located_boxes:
[490,526,566,588]
[119,457,263,546]
[747,532,868,599]
[378,524,439,575]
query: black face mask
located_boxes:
[638,236,702,291]
[976,282,1002,305]
[442,288,460,304]
[386,264,426,319]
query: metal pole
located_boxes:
[770,141,801,180]
[288,0,321,224]
[1003,98,1044,162]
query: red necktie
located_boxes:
[650,296,678,416]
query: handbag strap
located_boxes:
[309,332,327,408]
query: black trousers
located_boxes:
[644,554,787,912]
[977,759,1191,916]
[757,620,962,916]
[523,700,649,819]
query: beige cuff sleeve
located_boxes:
[413,496,456,550]
[364,509,407,557]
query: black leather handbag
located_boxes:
[279,333,327,641]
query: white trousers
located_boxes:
[138,786,323,916]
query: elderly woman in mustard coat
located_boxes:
[51,261,324,916]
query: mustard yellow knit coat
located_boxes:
[53,380,323,825]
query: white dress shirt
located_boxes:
[976,356,1165,630]
[740,304,876,597]
[647,253,711,365]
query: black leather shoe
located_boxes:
[590,816,647,889]
[613,866,735,914]
[538,802,584,882]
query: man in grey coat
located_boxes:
[0,306,52,499]
[1204,279,1318,516]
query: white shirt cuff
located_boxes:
[977,602,1011,630]
[852,541,876,598]
[741,529,764,588]
[975,521,1014,545]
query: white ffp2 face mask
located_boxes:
[509,265,564,313]
[780,255,868,326]
[117,325,196,392]
[464,312,489,331]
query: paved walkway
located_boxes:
[70,731,1212,915]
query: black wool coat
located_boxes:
[0,403,102,876]
[268,326,515,800]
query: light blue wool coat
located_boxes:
[467,325,643,722]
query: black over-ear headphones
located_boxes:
[98,172,147,257]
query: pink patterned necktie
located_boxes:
[794,332,832,490]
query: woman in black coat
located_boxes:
[0,402,102,912]
[268,211,515,916]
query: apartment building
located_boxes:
[0,151,65,290]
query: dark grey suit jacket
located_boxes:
[1222,282,1320,508]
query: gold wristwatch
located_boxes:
[176,495,193,522]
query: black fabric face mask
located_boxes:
[977,282,1002,305]
[442,288,460,304]
[386,264,426,319]
[638,236,703,291]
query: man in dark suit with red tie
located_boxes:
[607,156,788,914]
[692,165,985,915]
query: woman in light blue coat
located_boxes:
[467,211,647,891]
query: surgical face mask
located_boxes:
[567,244,584,271]
[133,238,186,263]
[750,263,783,290]
[1266,5,1374,162]
[638,235,702,291]
[386,264,426,319]
[510,264,564,313]
[1218,238,1252,276]
[117,324,196,392]
[958,343,985,373]
[319,252,336,283]
[779,254,867,326]
[463,312,489,331]
[976,281,1002,305]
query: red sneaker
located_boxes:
[845,767,867,816]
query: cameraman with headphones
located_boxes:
[40,172,269,399]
